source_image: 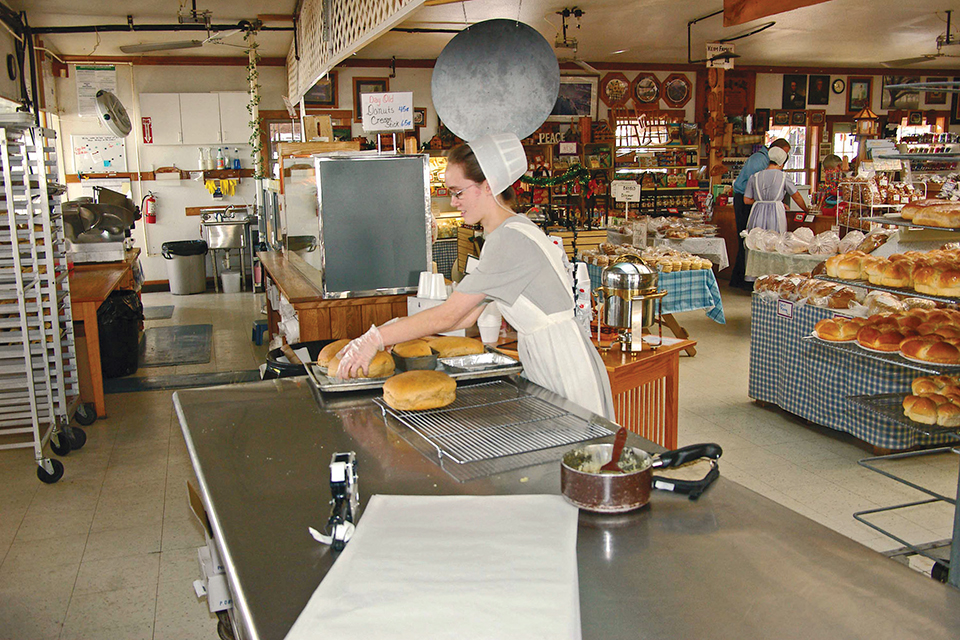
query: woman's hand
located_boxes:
[335,325,384,378]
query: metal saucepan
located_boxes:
[561,442,722,513]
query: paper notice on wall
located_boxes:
[361,92,414,132]
[76,65,117,117]
[71,135,127,173]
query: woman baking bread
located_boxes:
[742,145,809,234]
[336,132,615,419]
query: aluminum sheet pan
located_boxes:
[305,349,522,393]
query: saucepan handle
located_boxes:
[654,443,723,469]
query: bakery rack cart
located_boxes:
[807,272,960,588]
[0,117,89,484]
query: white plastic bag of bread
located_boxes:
[808,231,841,256]
[837,230,866,254]
[774,232,811,255]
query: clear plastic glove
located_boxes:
[334,324,384,379]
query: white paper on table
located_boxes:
[643,334,685,346]
[284,494,582,640]
[293,347,311,364]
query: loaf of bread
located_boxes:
[878,260,913,288]
[900,336,960,364]
[382,370,457,411]
[392,339,433,358]
[424,336,485,357]
[861,257,888,284]
[317,339,351,367]
[814,318,861,341]
[327,350,396,378]
[836,253,865,280]
[905,199,960,228]
[856,325,908,352]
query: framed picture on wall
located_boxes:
[790,111,807,126]
[413,107,427,127]
[353,77,390,122]
[881,76,920,110]
[631,73,661,108]
[908,111,923,126]
[808,75,830,105]
[549,76,598,121]
[662,73,692,108]
[952,77,960,125]
[847,77,872,113]
[925,77,948,105]
[782,74,807,109]
[809,110,826,125]
[304,71,338,108]
[773,110,790,126]
[754,108,770,131]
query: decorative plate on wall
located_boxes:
[600,72,631,109]
[632,73,661,108]
[662,73,692,108]
[832,78,845,94]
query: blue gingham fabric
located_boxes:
[587,263,725,324]
[749,295,955,450]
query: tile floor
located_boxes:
[0,284,957,639]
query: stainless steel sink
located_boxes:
[201,218,251,250]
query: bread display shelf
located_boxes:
[801,335,960,375]
[305,349,523,393]
[846,393,960,438]
[859,215,960,232]
[876,154,960,161]
[813,275,960,305]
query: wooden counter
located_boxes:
[259,250,411,342]
[69,248,141,418]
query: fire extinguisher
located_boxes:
[142,192,157,224]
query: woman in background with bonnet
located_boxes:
[743,145,810,234]
[336,133,614,419]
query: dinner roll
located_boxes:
[317,339,351,367]
[856,325,907,352]
[327,350,396,378]
[392,339,434,358]
[424,336,485,357]
[903,395,938,425]
[815,318,860,341]
[382,370,457,411]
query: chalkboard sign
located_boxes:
[315,154,431,297]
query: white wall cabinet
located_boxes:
[139,92,251,145]
[139,93,183,145]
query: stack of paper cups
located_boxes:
[417,272,432,298]
[431,273,448,300]
[477,302,502,344]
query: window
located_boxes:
[765,126,809,185]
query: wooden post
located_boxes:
[707,67,726,190]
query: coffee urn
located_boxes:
[595,256,666,352]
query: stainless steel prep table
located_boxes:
[174,378,960,640]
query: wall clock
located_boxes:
[832,78,846,94]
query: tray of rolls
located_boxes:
[811,309,960,374]
[822,246,960,302]
[306,336,523,393]
[861,198,960,231]
[848,374,960,435]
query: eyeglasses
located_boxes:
[450,183,479,200]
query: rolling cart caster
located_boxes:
[37,458,64,484]
[74,403,96,426]
[50,430,71,456]
[216,611,235,640]
[932,560,950,583]
[65,426,87,450]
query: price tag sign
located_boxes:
[804,214,816,223]
[611,180,640,202]
[776,299,794,319]
[794,212,805,222]
[361,92,414,132]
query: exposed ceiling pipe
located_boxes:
[31,22,293,35]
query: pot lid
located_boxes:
[602,256,658,291]
[431,19,559,141]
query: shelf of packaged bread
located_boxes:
[860,216,960,232]
[801,335,960,375]
[813,275,960,305]
[846,392,959,438]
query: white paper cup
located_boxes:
[418,272,431,298]
[432,273,448,300]
[478,322,500,344]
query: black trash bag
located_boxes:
[97,291,144,379]
[161,240,208,259]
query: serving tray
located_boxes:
[305,347,523,393]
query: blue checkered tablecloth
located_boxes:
[749,295,955,450]
[587,263,725,324]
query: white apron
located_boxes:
[745,171,787,234]
[491,218,615,419]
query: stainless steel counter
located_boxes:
[174,377,960,640]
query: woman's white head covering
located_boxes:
[468,133,527,195]
[768,146,789,166]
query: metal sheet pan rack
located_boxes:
[858,215,960,233]
[836,179,926,232]
[806,316,960,587]
[0,122,90,484]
